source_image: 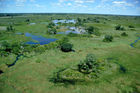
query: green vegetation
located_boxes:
[78,53,99,74]
[7,25,15,31]
[103,35,113,42]
[0,13,140,93]
[46,28,57,34]
[60,43,73,52]
[115,24,125,31]
[86,26,100,36]
[121,32,128,36]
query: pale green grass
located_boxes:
[0,14,140,93]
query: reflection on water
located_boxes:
[25,33,58,45]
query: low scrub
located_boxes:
[50,54,109,84]
[103,35,113,42]
[46,28,57,34]
[115,25,125,31]
[128,25,135,28]
[60,43,73,52]
[86,26,101,36]
[78,54,99,74]
[121,32,128,36]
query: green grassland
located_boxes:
[0,14,140,93]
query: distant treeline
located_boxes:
[0,13,140,17]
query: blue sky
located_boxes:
[0,0,140,15]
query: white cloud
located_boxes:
[113,1,125,4]
[15,0,26,7]
[134,1,139,4]
[34,4,45,8]
[113,1,134,7]
[67,3,72,6]
[74,0,94,3]
[74,0,84,4]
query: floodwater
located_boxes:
[25,33,58,45]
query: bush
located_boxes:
[115,25,125,30]
[103,35,113,42]
[86,26,100,36]
[86,26,94,34]
[60,43,73,52]
[7,25,15,31]
[34,46,46,53]
[128,25,134,28]
[78,54,99,74]
[67,32,78,37]
[121,32,128,36]
[46,28,57,34]
[47,22,55,28]
[58,37,69,46]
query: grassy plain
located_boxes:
[0,14,140,93]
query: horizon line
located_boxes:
[0,12,140,17]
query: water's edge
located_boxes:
[7,54,23,68]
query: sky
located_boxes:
[0,0,140,15]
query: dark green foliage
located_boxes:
[86,26,100,36]
[47,22,55,28]
[128,25,134,28]
[58,37,69,46]
[7,25,14,31]
[57,37,73,52]
[25,19,30,22]
[78,54,99,74]
[46,28,57,34]
[76,17,82,26]
[67,32,78,37]
[121,32,128,36]
[86,26,94,34]
[0,41,38,56]
[34,46,46,53]
[115,25,125,30]
[103,35,113,42]
[60,43,73,52]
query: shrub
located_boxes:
[86,26,100,36]
[86,26,94,34]
[34,46,46,53]
[47,22,55,28]
[78,54,98,74]
[58,37,69,46]
[67,32,78,37]
[46,28,57,34]
[7,25,14,31]
[103,35,113,42]
[60,43,73,52]
[25,19,30,22]
[121,32,128,36]
[128,25,134,28]
[115,25,125,31]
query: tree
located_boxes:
[103,35,113,42]
[7,25,14,31]
[78,53,98,74]
[86,26,94,34]
[86,26,100,36]
[121,32,128,36]
[60,43,73,52]
[128,25,134,28]
[25,19,30,22]
[47,22,55,28]
[115,25,125,30]
[46,28,57,34]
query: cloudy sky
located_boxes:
[0,0,140,15]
